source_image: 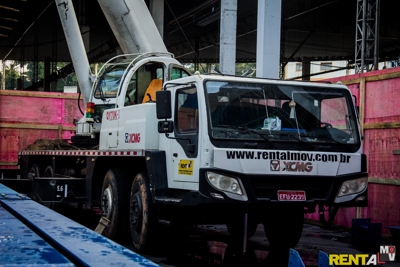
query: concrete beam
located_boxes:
[219,0,237,75]
[256,0,282,79]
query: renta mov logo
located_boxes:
[328,245,396,265]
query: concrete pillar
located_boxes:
[302,57,311,81]
[256,0,282,79]
[149,0,164,38]
[219,0,237,75]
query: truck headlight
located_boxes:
[337,177,367,197]
[206,172,243,196]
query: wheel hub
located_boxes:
[102,186,113,218]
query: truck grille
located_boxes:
[249,177,334,200]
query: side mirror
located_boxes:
[156,90,172,119]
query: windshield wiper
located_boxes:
[298,133,354,151]
[310,135,353,151]
[278,133,314,149]
[218,125,273,145]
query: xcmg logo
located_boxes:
[125,133,140,143]
[270,160,313,172]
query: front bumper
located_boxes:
[195,168,368,207]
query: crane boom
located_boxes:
[55,0,94,106]
[97,0,168,54]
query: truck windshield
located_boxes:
[205,80,360,147]
[94,61,130,99]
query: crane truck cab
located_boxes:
[148,74,367,249]
[72,52,190,146]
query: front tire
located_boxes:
[101,168,129,241]
[129,172,156,252]
[263,206,304,249]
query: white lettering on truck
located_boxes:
[226,150,351,163]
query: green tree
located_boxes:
[4,61,20,89]
[235,63,256,77]
[25,61,44,85]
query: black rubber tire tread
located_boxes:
[129,172,156,253]
[226,214,259,240]
[101,168,130,241]
[263,206,304,249]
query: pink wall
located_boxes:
[306,67,400,235]
[0,91,84,169]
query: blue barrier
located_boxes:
[0,183,159,267]
[288,249,334,267]
[288,249,305,267]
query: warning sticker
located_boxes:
[178,160,194,175]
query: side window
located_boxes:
[124,72,137,106]
[176,88,198,132]
[95,66,126,99]
[138,64,164,103]
[171,67,190,80]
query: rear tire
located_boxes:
[101,168,129,241]
[263,206,304,249]
[129,172,156,252]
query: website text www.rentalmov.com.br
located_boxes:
[226,150,351,163]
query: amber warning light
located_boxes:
[86,102,95,122]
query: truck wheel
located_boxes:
[263,206,304,249]
[226,214,258,240]
[129,172,156,252]
[101,169,129,241]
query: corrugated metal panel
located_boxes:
[306,67,400,236]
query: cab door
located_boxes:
[170,85,201,184]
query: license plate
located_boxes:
[277,190,306,201]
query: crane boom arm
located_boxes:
[55,0,94,106]
[97,0,168,54]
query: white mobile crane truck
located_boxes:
[17,0,368,252]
